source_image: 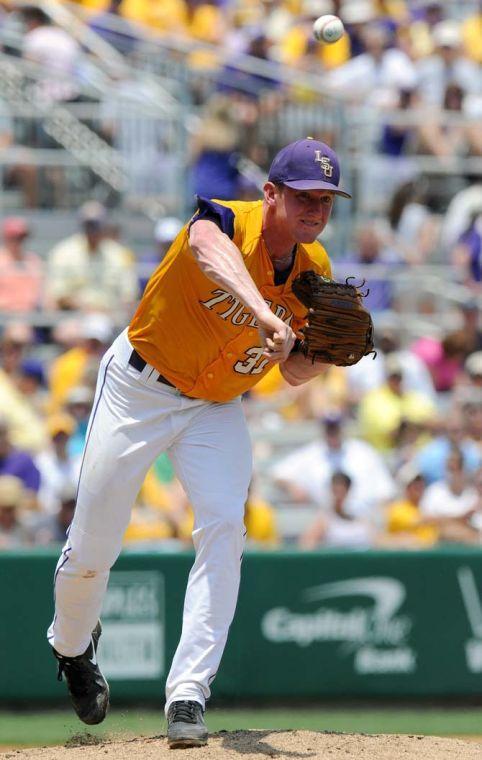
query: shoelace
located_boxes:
[56,651,97,695]
[170,701,200,723]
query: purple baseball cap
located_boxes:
[268,138,351,198]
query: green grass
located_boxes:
[2,707,482,747]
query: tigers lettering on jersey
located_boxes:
[128,198,332,403]
[201,289,294,328]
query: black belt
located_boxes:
[128,349,176,389]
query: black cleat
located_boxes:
[53,621,109,725]
[167,700,208,748]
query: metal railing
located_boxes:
[0,96,479,246]
[0,2,480,232]
[0,265,479,342]
[0,50,188,214]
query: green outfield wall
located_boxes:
[2,546,482,702]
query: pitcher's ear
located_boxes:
[263,181,280,206]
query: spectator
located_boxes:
[218,34,283,101]
[19,2,86,209]
[64,385,95,460]
[346,328,437,404]
[121,0,188,34]
[412,329,468,394]
[415,83,482,165]
[20,6,81,105]
[35,413,78,515]
[457,301,482,355]
[0,95,38,208]
[244,483,278,548]
[451,211,482,290]
[126,476,193,547]
[389,336,438,401]
[464,351,482,389]
[454,351,482,407]
[379,87,420,159]
[460,394,482,448]
[0,217,43,312]
[462,8,482,64]
[0,475,30,549]
[26,483,76,546]
[139,217,184,292]
[390,416,430,475]
[186,0,226,46]
[0,327,47,453]
[49,316,84,350]
[340,0,377,57]
[0,91,40,208]
[416,20,480,108]
[387,178,440,265]
[189,95,242,202]
[123,501,180,545]
[299,471,375,549]
[153,217,184,263]
[15,358,48,416]
[420,445,479,543]
[0,416,40,508]
[140,452,176,498]
[0,322,33,380]
[405,1,445,60]
[416,410,480,486]
[334,221,403,312]
[440,183,482,256]
[384,463,438,547]
[48,312,114,413]
[45,201,138,311]
[360,85,424,215]
[326,24,418,106]
[270,411,395,516]
[358,352,436,452]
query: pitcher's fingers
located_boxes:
[263,344,291,359]
[272,331,285,342]
[263,349,284,362]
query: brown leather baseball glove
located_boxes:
[292,270,375,366]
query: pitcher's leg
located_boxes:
[48,356,180,657]
[165,399,252,711]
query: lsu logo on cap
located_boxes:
[314,150,333,178]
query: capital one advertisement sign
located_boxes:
[261,576,417,675]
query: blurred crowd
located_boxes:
[0,2,479,216]
[0,0,480,553]
[252,337,481,550]
[0,196,480,553]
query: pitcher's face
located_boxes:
[265,184,334,244]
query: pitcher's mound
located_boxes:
[2,730,482,759]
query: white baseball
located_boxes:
[313,14,345,44]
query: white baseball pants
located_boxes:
[47,329,252,711]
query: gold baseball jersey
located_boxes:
[128,198,332,402]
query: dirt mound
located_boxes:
[2,730,482,759]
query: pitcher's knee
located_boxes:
[222,513,246,536]
[59,553,111,578]
[193,512,246,547]
[61,529,122,574]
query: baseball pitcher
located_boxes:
[47,138,373,748]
